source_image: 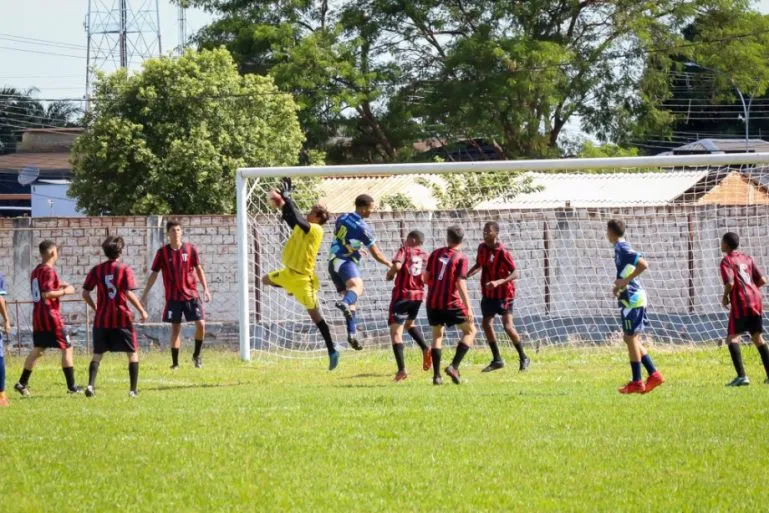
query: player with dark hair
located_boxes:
[82,236,149,397]
[386,229,430,381]
[15,240,81,397]
[263,179,340,370]
[425,226,476,385]
[468,221,530,372]
[607,220,664,394]
[0,271,10,407]
[719,232,769,386]
[141,220,211,369]
[329,193,392,350]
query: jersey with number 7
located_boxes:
[83,260,139,328]
[426,246,469,311]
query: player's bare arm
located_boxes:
[127,290,149,322]
[386,261,402,281]
[0,295,10,336]
[613,257,648,296]
[195,265,211,303]
[369,244,393,269]
[757,275,768,288]
[722,282,733,308]
[43,285,75,300]
[488,269,519,290]
[82,289,97,311]
[467,263,481,278]
[140,271,159,305]
[457,278,474,320]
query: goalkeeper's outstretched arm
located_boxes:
[281,198,311,234]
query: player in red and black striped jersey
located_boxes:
[14,240,81,397]
[424,226,476,385]
[719,232,769,386]
[82,236,149,398]
[141,221,211,370]
[467,222,529,373]
[386,230,430,381]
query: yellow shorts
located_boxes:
[267,268,320,310]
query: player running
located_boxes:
[0,271,10,407]
[329,194,392,350]
[15,240,81,397]
[719,232,769,386]
[467,221,530,373]
[425,226,476,385]
[141,221,211,369]
[386,230,430,381]
[262,179,339,370]
[607,220,664,394]
[82,236,149,398]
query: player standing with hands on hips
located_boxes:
[142,221,211,369]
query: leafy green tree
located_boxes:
[380,192,417,210]
[70,48,305,215]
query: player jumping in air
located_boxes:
[141,221,211,369]
[328,194,392,350]
[15,240,81,397]
[262,179,339,370]
[607,220,664,394]
[386,230,430,381]
[82,236,149,398]
[719,232,769,386]
[425,226,476,385]
[0,271,10,407]
[467,221,530,372]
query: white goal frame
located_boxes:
[236,152,769,361]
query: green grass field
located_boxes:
[1,345,768,512]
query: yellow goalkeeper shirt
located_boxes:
[282,223,324,275]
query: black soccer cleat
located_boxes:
[347,334,363,351]
[193,356,203,369]
[726,376,750,387]
[67,386,83,395]
[14,383,30,398]
[482,360,505,373]
[335,300,354,322]
[444,365,461,385]
[432,376,443,386]
[85,386,95,398]
[519,357,531,372]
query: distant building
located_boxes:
[657,138,769,155]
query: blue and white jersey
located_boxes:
[329,212,376,264]
[614,239,647,309]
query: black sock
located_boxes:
[431,348,442,378]
[315,320,336,353]
[19,368,32,387]
[62,366,76,391]
[193,339,203,359]
[729,343,746,377]
[88,361,100,388]
[757,344,769,379]
[171,348,179,366]
[408,327,428,351]
[452,342,471,369]
[513,341,526,360]
[393,344,405,373]
[129,362,139,392]
[488,340,501,361]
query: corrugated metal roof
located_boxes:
[474,171,710,209]
[658,138,769,155]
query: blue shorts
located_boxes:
[328,258,361,293]
[620,306,648,335]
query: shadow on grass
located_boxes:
[343,373,389,379]
[142,382,251,392]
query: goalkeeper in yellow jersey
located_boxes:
[262,178,339,370]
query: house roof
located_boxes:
[658,138,769,155]
[318,175,439,213]
[0,152,72,172]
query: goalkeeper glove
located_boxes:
[280,177,293,200]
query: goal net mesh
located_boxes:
[240,157,769,359]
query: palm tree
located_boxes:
[0,87,81,154]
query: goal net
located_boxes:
[236,153,769,360]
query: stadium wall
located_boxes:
[1,205,767,349]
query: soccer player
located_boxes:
[0,271,10,407]
[262,179,339,370]
[719,232,769,386]
[82,236,149,398]
[141,221,211,369]
[386,230,430,381]
[328,194,392,350]
[607,219,664,394]
[425,226,476,385]
[15,240,81,397]
[467,221,530,373]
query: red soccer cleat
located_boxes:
[642,371,665,394]
[618,380,645,394]
[422,349,432,371]
[394,371,408,382]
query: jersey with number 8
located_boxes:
[83,260,139,328]
[31,264,63,332]
[391,246,427,302]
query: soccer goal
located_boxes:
[236,152,769,361]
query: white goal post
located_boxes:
[237,152,769,361]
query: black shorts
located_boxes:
[427,308,469,328]
[93,328,138,353]
[389,300,422,325]
[481,297,514,318]
[33,327,71,350]
[163,299,204,323]
[728,315,763,336]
